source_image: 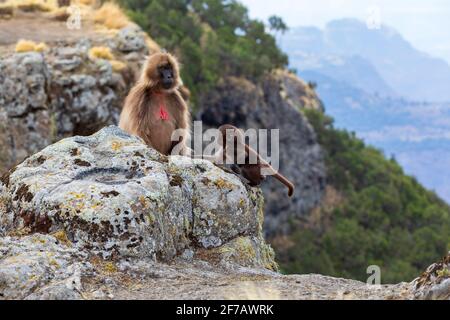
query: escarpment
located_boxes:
[0,22,155,172]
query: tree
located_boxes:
[268,15,288,39]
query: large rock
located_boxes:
[0,126,276,270]
[198,70,327,235]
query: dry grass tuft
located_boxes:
[89,46,114,60]
[73,0,96,5]
[110,59,127,72]
[3,0,58,13]
[34,42,48,52]
[94,2,130,30]
[15,39,48,53]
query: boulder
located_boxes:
[0,126,276,270]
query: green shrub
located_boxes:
[278,109,450,283]
[119,0,288,105]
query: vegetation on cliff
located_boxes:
[118,0,288,104]
[277,109,450,283]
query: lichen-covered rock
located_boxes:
[198,70,327,235]
[114,27,147,53]
[0,234,88,300]
[0,231,411,300]
[412,253,450,300]
[0,126,275,270]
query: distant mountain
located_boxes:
[296,70,450,203]
[283,19,450,102]
[281,19,450,203]
[290,52,397,97]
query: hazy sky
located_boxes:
[240,0,450,64]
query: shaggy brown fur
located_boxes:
[119,52,191,156]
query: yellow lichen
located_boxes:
[30,236,48,244]
[89,46,114,61]
[214,178,234,190]
[139,196,150,209]
[103,261,118,274]
[94,3,130,30]
[144,34,160,52]
[68,192,85,200]
[437,268,450,278]
[0,4,14,17]
[110,59,127,72]
[73,0,95,5]
[111,140,123,151]
[51,230,72,246]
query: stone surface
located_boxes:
[0,126,276,269]
[412,253,450,300]
[0,233,413,300]
[0,125,423,301]
[0,234,87,300]
[199,70,327,235]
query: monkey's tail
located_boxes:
[273,172,295,197]
[242,143,295,197]
[259,161,295,197]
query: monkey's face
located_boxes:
[158,64,175,90]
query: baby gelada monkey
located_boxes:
[218,125,295,197]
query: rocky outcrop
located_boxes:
[199,70,326,235]
[0,233,413,300]
[0,126,280,299]
[0,10,327,237]
[0,26,151,172]
[0,125,425,300]
[0,126,276,270]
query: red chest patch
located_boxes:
[155,93,170,121]
[159,104,169,120]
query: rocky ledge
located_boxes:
[0,126,446,300]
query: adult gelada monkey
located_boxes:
[217,124,295,197]
[119,52,190,156]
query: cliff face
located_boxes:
[198,71,326,235]
[0,24,151,171]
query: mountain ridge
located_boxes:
[283,18,450,102]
